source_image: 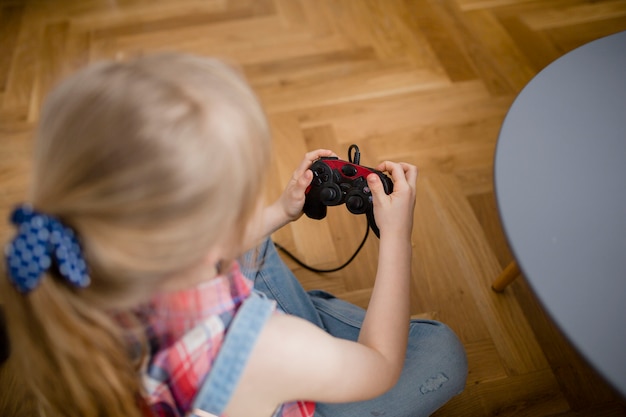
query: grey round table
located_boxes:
[494,31,626,398]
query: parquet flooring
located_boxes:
[1,0,626,415]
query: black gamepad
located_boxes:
[303,155,393,238]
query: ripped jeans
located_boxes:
[240,238,468,417]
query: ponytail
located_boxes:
[0,269,144,417]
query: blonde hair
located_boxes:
[1,53,271,416]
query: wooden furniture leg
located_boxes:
[492,261,521,292]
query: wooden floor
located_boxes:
[1,0,626,415]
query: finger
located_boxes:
[366,174,387,206]
[297,169,313,190]
[397,162,418,189]
[376,161,418,189]
[305,148,336,161]
[379,161,409,189]
[293,149,336,178]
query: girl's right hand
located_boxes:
[366,161,418,240]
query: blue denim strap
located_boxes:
[189,291,275,417]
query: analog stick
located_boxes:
[346,195,365,213]
[320,187,337,203]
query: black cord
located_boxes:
[348,144,361,165]
[273,219,370,273]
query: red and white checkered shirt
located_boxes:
[131,262,315,417]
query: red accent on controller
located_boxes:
[322,158,377,180]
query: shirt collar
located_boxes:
[119,261,253,353]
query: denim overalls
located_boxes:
[189,291,274,417]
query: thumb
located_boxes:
[297,169,313,190]
[367,174,386,204]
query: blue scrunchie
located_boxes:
[4,205,90,293]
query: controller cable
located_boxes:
[273,221,369,273]
[348,144,361,165]
[273,144,370,273]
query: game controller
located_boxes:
[303,150,393,238]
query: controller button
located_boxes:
[320,187,338,203]
[341,165,358,177]
[363,186,370,194]
[346,195,365,213]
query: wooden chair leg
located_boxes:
[492,260,521,292]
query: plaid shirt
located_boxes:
[133,262,315,417]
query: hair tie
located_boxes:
[4,205,90,293]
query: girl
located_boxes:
[0,53,467,417]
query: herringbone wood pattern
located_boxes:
[1,0,626,415]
